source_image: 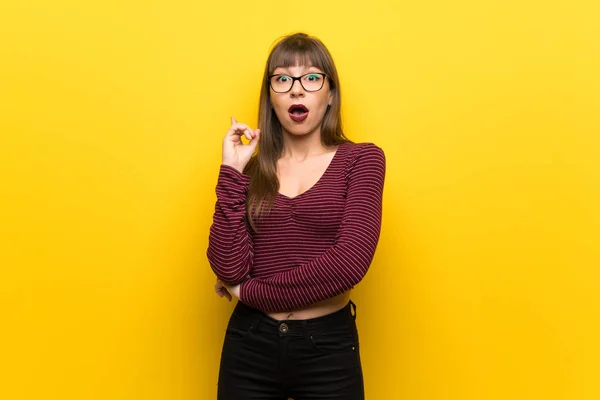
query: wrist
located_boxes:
[239,279,249,302]
[221,163,245,174]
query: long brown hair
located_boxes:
[244,32,351,231]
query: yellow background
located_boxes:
[1,1,599,399]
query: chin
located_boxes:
[281,120,320,136]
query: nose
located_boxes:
[290,79,305,97]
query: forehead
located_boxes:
[269,49,326,74]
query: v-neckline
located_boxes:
[277,143,345,201]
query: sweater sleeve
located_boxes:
[239,144,386,312]
[206,164,253,285]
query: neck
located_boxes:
[280,129,328,160]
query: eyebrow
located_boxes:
[272,68,324,75]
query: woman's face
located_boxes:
[269,65,333,138]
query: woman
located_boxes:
[207,32,386,399]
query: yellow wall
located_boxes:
[1,1,599,399]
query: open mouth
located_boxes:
[288,104,309,122]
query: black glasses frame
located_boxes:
[268,73,328,93]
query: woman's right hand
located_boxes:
[222,117,260,173]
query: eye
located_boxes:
[305,74,322,82]
[276,75,291,82]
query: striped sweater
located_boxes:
[207,142,386,313]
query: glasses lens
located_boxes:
[301,73,324,91]
[270,75,293,92]
[270,73,326,92]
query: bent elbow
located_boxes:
[207,250,251,284]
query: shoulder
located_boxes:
[338,142,386,189]
[341,142,386,169]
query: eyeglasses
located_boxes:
[269,72,327,93]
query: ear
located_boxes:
[328,91,333,106]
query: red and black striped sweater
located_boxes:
[207,142,386,313]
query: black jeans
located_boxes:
[217,300,364,400]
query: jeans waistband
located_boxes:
[232,300,357,337]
